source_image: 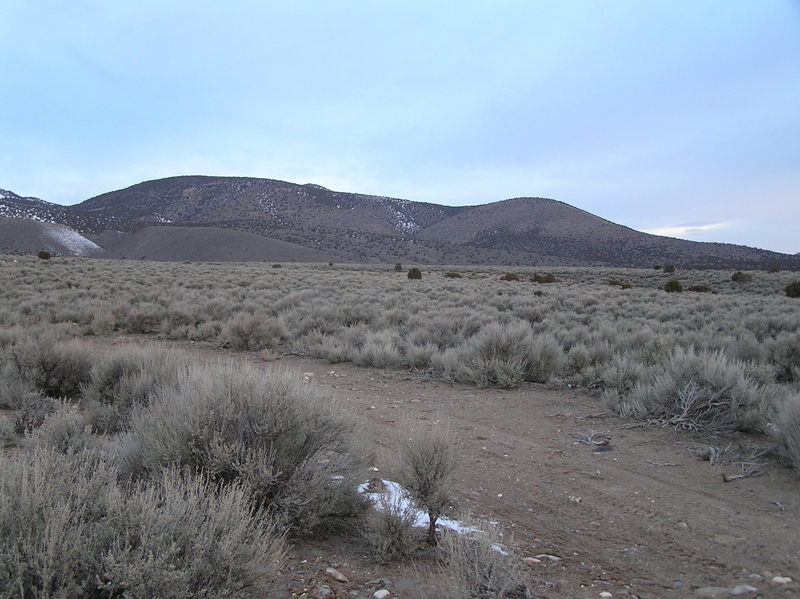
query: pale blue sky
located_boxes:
[1,2,799,253]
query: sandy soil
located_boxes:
[43,338,800,597]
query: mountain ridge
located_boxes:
[1,176,797,269]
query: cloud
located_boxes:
[642,221,729,239]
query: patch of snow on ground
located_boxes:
[358,479,480,534]
[44,223,102,255]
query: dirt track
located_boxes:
[84,338,800,598]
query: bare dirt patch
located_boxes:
[80,337,800,598]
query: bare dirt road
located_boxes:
[86,338,800,598]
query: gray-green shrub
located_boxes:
[773,395,800,470]
[116,362,367,535]
[223,310,289,351]
[398,429,459,546]
[434,321,565,387]
[663,279,683,293]
[786,280,800,298]
[83,346,184,433]
[0,448,284,599]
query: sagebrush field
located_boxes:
[1,255,799,597]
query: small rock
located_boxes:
[748,574,763,582]
[674,521,689,530]
[535,553,562,562]
[314,585,334,599]
[599,592,613,598]
[730,585,759,595]
[694,587,732,599]
[772,576,793,584]
[326,567,349,583]
[373,590,390,599]
[523,557,542,565]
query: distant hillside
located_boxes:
[1,178,798,269]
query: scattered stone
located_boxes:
[599,592,613,598]
[694,587,732,599]
[523,557,542,565]
[773,576,793,584]
[366,579,391,587]
[314,585,335,598]
[730,585,759,595]
[674,521,689,530]
[373,590,390,599]
[748,574,763,582]
[325,567,349,583]
[535,553,562,562]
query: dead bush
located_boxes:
[434,517,530,599]
[363,493,419,563]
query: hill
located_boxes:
[1,178,798,269]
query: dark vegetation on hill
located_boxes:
[2,177,798,269]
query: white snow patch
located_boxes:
[358,479,481,534]
[43,223,102,256]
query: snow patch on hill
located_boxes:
[43,223,102,256]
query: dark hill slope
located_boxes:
[1,177,798,269]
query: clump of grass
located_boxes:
[408,267,422,280]
[116,362,367,536]
[663,279,683,293]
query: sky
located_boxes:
[1,2,799,254]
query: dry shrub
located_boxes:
[663,279,683,293]
[83,346,184,433]
[0,448,284,599]
[3,337,93,400]
[445,272,462,278]
[531,272,555,283]
[125,304,163,334]
[223,310,288,351]
[88,308,116,335]
[786,280,800,298]
[397,429,459,546]
[432,517,529,599]
[363,494,419,563]
[116,362,367,535]
[773,395,800,470]
[29,403,97,454]
[769,332,800,383]
[732,271,753,283]
[351,330,404,369]
[500,272,520,282]
[434,321,565,387]
[408,267,423,280]
[624,347,776,433]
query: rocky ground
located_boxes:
[39,338,800,598]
